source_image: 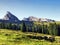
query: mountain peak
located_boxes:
[3,11,20,22]
[7,11,12,15]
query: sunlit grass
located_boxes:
[0,29,60,45]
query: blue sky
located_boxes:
[0,0,60,21]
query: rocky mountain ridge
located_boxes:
[23,16,55,22]
[0,11,55,23]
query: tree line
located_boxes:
[0,21,60,36]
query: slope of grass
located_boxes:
[0,29,60,45]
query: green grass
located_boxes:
[0,29,60,45]
[33,21,60,25]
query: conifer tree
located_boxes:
[22,21,26,32]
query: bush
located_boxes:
[32,36,37,39]
[14,37,21,42]
[27,35,43,40]
[27,35,32,38]
[27,35,36,39]
[37,36,43,40]
[48,37,55,42]
[15,38,21,40]
[5,34,10,36]
[43,36,48,40]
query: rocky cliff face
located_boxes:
[23,16,55,22]
[23,16,39,21]
[3,11,20,22]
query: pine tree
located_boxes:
[22,21,26,32]
[41,22,44,34]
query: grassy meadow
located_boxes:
[0,29,60,45]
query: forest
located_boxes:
[0,21,60,36]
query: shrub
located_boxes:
[27,35,32,38]
[37,36,43,40]
[27,35,36,39]
[5,34,10,36]
[43,36,48,40]
[32,36,37,39]
[48,37,55,42]
[27,35,43,40]
[15,38,21,40]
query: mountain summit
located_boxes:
[3,11,20,22]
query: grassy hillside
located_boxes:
[0,29,60,45]
[33,21,60,25]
